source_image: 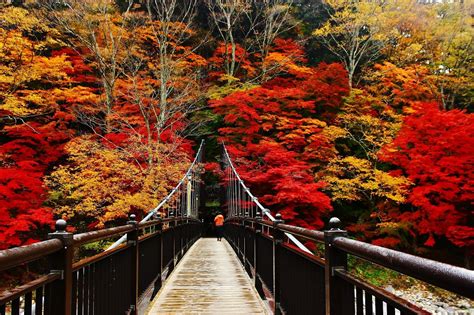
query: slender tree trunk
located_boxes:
[103,78,114,133]
[230,39,236,78]
[348,68,354,89]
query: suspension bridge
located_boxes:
[0,141,473,315]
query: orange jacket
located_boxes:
[214,214,224,226]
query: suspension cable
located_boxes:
[222,143,312,254]
[106,139,205,251]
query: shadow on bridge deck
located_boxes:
[147,238,269,314]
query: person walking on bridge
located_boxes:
[214,213,224,241]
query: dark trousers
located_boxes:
[216,225,223,239]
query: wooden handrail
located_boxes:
[333,237,474,299]
[73,224,135,246]
[0,217,203,315]
[0,274,60,305]
[0,239,63,272]
[226,216,474,301]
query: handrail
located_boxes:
[225,216,474,302]
[0,216,202,314]
[223,143,312,254]
[0,217,174,273]
[107,139,205,251]
[277,222,325,242]
[0,239,63,272]
[0,274,61,305]
[333,237,474,299]
[272,219,474,298]
[74,224,134,246]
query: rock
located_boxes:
[391,286,473,314]
[457,300,471,309]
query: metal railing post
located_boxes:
[242,218,247,267]
[273,213,284,315]
[48,219,73,315]
[254,212,265,299]
[324,217,348,315]
[169,212,176,273]
[236,218,241,257]
[184,218,189,251]
[126,214,139,315]
[178,219,183,260]
[152,218,163,299]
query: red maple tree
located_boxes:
[211,61,349,229]
[380,102,474,250]
[0,48,96,248]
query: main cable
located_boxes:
[222,142,312,254]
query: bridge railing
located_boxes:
[224,215,474,315]
[222,143,312,254]
[0,216,201,315]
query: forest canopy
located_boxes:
[0,0,472,267]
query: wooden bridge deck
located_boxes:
[147,238,269,314]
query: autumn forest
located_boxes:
[0,0,472,273]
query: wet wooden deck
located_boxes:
[147,238,269,314]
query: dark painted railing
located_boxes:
[0,215,201,315]
[224,215,474,315]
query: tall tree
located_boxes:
[46,135,191,230]
[206,0,250,81]
[380,102,473,265]
[312,0,407,87]
[207,0,296,83]
[0,7,95,248]
[211,62,349,228]
[143,0,207,138]
[43,0,136,132]
[381,2,473,110]
[246,0,295,81]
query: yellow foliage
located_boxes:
[334,111,402,161]
[323,156,410,203]
[313,0,395,47]
[323,125,347,141]
[0,7,61,42]
[46,136,190,228]
[0,7,70,116]
[263,52,312,77]
[207,82,258,100]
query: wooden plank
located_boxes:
[147,239,269,314]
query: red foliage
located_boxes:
[211,63,349,229]
[52,48,97,84]
[304,63,352,120]
[0,123,69,249]
[371,237,401,248]
[226,142,331,229]
[380,102,474,248]
[446,226,474,248]
[0,48,95,249]
[270,38,308,64]
[208,42,256,81]
[205,162,223,177]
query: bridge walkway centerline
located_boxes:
[147,238,270,314]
